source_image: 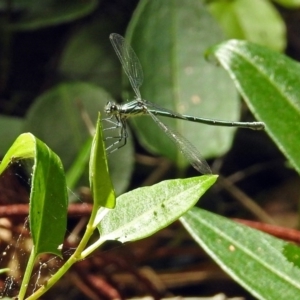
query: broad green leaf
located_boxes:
[181,208,300,300]
[208,40,300,174]
[23,82,134,194]
[89,113,115,209]
[124,0,238,170]
[98,175,217,243]
[0,133,68,256]
[208,0,286,52]
[0,115,23,155]
[3,0,98,31]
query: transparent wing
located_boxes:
[110,33,143,99]
[147,110,212,175]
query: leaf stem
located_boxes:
[25,207,100,300]
[18,247,36,300]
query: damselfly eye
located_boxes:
[104,102,117,114]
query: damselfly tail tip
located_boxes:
[251,122,265,131]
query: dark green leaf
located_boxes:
[208,40,300,174]
[283,243,300,269]
[181,208,300,299]
[123,0,238,170]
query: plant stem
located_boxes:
[18,247,36,300]
[25,207,100,300]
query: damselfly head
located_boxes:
[105,101,119,116]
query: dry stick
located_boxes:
[218,175,276,224]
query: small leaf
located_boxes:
[89,113,116,209]
[98,175,217,243]
[0,133,68,256]
[208,40,300,174]
[181,208,300,299]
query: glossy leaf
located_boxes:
[23,82,134,194]
[98,175,217,243]
[89,113,116,209]
[208,40,300,174]
[123,0,238,170]
[208,0,286,52]
[0,133,68,256]
[181,208,300,299]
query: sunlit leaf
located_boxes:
[89,113,115,209]
[0,133,68,256]
[208,40,300,174]
[181,208,300,299]
[98,175,217,242]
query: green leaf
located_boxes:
[23,82,134,194]
[89,113,116,209]
[208,40,300,174]
[98,175,217,243]
[124,0,238,170]
[208,0,286,52]
[282,243,300,269]
[0,134,34,174]
[0,133,68,256]
[4,0,98,31]
[181,208,300,300]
